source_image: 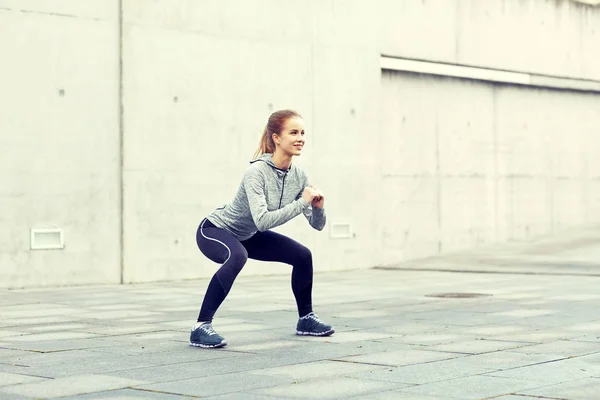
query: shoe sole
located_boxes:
[296,328,335,337]
[189,340,227,348]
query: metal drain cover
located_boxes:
[426,293,492,298]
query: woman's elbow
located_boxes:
[314,223,325,232]
[255,219,269,232]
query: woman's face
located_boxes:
[274,117,305,157]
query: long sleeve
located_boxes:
[299,171,326,231]
[244,169,310,231]
[303,204,326,231]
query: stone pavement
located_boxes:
[1,233,600,399]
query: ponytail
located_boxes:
[253,109,302,159]
[253,126,275,159]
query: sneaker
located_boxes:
[296,312,335,336]
[189,322,227,348]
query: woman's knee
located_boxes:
[228,248,249,271]
[214,247,248,293]
[295,245,313,268]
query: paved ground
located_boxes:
[1,230,600,399]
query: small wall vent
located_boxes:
[30,228,64,250]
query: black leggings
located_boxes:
[196,218,314,322]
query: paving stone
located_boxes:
[86,340,193,356]
[352,391,464,400]
[564,321,600,333]
[133,371,290,397]
[233,340,299,352]
[1,316,80,328]
[492,330,578,342]
[347,356,500,385]
[53,388,188,400]
[203,393,289,400]
[3,332,98,342]
[291,330,394,344]
[385,333,463,346]
[484,355,600,383]
[458,324,531,336]
[569,333,600,343]
[76,325,171,336]
[250,377,408,399]
[0,338,115,353]
[2,307,83,319]
[492,309,559,318]
[333,348,465,367]
[0,331,26,339]
[0,348,34,358]
[405,311,517,326]
[1,374,148,399]
[393,375,548,399]
[97,331,180,342]
[426,339,531,354]
[0,389,34,400]
[0,372,47,387]
[87,304,149,311]
[517,377,600,399]
[508,340,600,357]
[74,310,161,320]
[249,360,390,381]
[100,353,251,382]
[24,323,94,333]
[459,351,569,370]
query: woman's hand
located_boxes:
[310,187,325,209]
[302,186,318,204]
[302,186,325,208]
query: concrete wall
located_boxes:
[380,72,600,265]
[0,1,121,287]
[380,0,600,81]
[1,0,599,288]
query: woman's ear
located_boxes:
[272,133,280,146]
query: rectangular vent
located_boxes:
[30,228,64,250]
[330,223,353,239]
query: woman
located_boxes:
[191,109,334,348]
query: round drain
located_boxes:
[426,293,492,298]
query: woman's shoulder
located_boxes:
[290,163,305,173]
[246,159,270,172]
[243,159,270,180]
[290,163,308,181]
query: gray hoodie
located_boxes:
[206,153,326,241]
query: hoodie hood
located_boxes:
[249,153,290,172]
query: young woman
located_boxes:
[191,109,334,348]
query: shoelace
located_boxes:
[199,324,217,336]
[305,313,322,324]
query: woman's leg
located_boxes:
[241,230,313,317]
[196,219,248,323]
[191,219,248,348]
[241,230,334,336]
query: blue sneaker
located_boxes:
[296,312,335,336]
[189,322,227,348]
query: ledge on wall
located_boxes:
[571,0,600,5]
[380,56,600,93]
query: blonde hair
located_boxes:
[253,109,302,159]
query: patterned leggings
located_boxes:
[195,218,314,322]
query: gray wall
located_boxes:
[0,1,121,287]
[380,71,600,264]
[1,0,599,288]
